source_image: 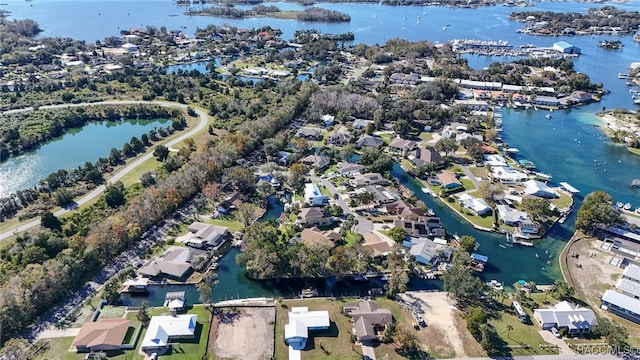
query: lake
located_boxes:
[0,119,169,199]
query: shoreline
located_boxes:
[596,111,640,155]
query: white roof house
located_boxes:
[483,154,507,167]
[616,278,640,298]
[491,166,529,184]
[141,314,197,350]
[457,193,491,216]
[284,307,330,353]
[304,183,326,206]
[533,301,596,334]
[523,180,558,199]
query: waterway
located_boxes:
[0,119,169,199]
[4,0,640,292]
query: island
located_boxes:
[185,5,351,22]
[510,6,640,36]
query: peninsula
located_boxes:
[185,5,351,22]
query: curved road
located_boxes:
[0,100,209,241]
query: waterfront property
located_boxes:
[600,264,640,325]
[141,314,198,351]
[457,193,491,216]
[553,41,581,55]
[72,318,132,353]
[533,301,596,334]
[284,307,330,354]
[177,222,229,249]
[343,301,392,342]
[137,246,205,280]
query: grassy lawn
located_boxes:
[318,184,331,197]
[203,216,243,233]
[550,192,573,210]
[419,132,433,142]
[274,298,417,360]
[99,306,126,319]
[460,178,476,191]
[118,157,161,187]
[468,166,488,177]
[489,312,558,355]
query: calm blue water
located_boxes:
[0,119,169,198]
[5,0,640,289]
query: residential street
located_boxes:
[0,100,209,242]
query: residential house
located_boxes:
[336,162,365,178]
[457,79,502,90]
[363,232,394,258]
[457,193,491,216]
[571,91,593,103]
[216,191,247,214]
[73,318,131,353]
[295,127,322,140]
[484,154,508,168]
[533,301,596,334]
[352,119,373,130]
[395,216,446,238]
[530,95,561,107]
[407,237,452,265]
[300,154,330,170]
[601,289,640,325]
[300,227,341,244]
[349,173,389,188]
[437,172,463,192]
[382,199,413,215]
[388,138,418,156]
[138,246,202,280]
[352,185,397,205]
[399,207,426,221]
[297,207,332,227]
[411,147,445,168]
[321,114,335,126]
[284,307,330,351]
[523,180,558,199]
[491,166,529,184]
[304,183,326,206]
[355,135,384,149]
[177,222,229,249]
[327,129,352,145]
[343,301,393,342]
[141,314,198,351]
[497,205,539,234]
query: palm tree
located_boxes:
[506,324,514,339]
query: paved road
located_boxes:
[316,176,373,234]
[0,101,209,242]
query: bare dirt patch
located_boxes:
[401,291,478,358]
[213,306,276,360]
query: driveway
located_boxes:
[36,327,81,340]
[0,101,209,242]
[316,177,373,234]
[361,341,377,360]
[538,330,575,355]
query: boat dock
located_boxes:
[559,182,580,194]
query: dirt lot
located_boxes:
[563,237,623,308]
[400,291,483,358]
[213,306,276,360]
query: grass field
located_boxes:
[489,312,558,355]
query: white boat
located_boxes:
[616,202,624,208]
[498,244,507,249]
[427,208,435,216]
[545,114,552,119]
[619,73,628,79]
[535,172,552,181]
[624,203,632,210]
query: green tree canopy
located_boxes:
[575,191,624,231]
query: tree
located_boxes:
[108,147,123,165]
[575,191,624,231]
[549,279,574,301]
[153,145,170,162]
[104,182,127,208]
[521,197,551,222]
[478,182,504,208]
[442,253,486,307]
[593,317,628,347]
[506,324,514,339]
[288,163,308,193]
[0,338,30,360]
[458,235,477,253]
[196,271,218,310]
[435,137,458,156]
[55,188,74,207]
[137,301,151,324]
[387,226,408,243]
[394,327,420,356]
[236,203,262,228]
[465,306,488,338]
[41,210,62,231]
[479,324,503,354]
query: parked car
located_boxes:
[550,327,560,338]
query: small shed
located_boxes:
[164,291,186,313]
